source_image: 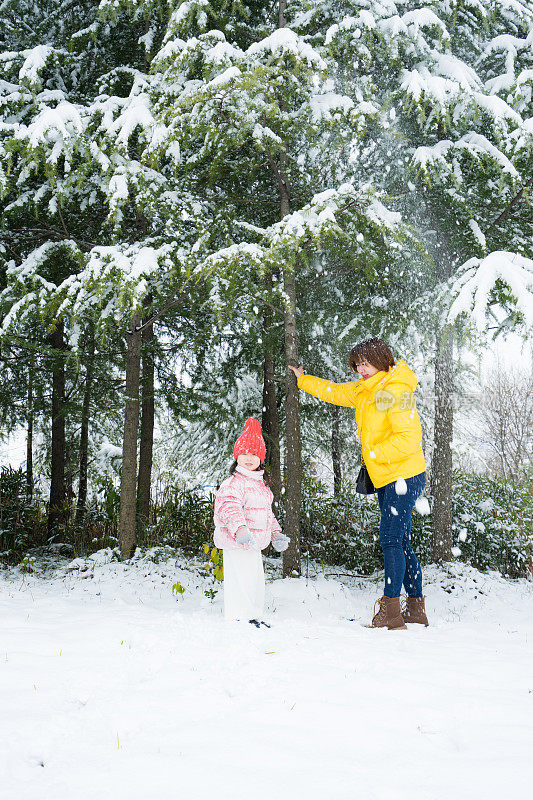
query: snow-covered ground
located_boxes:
[1,549,531,800]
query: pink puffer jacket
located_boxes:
[214,466,282,551]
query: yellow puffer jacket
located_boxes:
[298,360,426,489]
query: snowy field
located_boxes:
[1,549,531,800]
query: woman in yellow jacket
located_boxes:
[290,337,428,630]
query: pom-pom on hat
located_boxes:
[234,417,266,463]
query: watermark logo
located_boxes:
[375,389,395,411]
[399,390,416,410]
[375,389,416,411]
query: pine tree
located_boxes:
[0,1,192,551]
[299,0,533,558]
[141,0,411,573]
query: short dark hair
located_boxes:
[348,338,395,374]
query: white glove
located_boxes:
[236,529,255,548]
[272,533,290,552]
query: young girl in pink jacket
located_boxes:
[214,418,289,625]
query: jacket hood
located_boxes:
[383,359,418,391]
[356,359,417,393]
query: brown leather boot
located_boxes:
[368,596,407,630]
[402,596,429,626]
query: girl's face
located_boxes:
[356,360,379,380]
[237,452,261,471]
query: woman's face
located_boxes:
[356,360,379,380]
[237,452,261,471]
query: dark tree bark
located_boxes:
[269,0,302,576]
[262,296,282,511]
[282,270,302,576]
[76,323,95,522]
[118,310,142,559]
[332,405,341,496]
[279,172,303,577]
[137,315,155,532]
[422,181,455,563]
[65,448,74,520]
[26,359,34,499]
[432,323,454,560]
[47,321,67,538]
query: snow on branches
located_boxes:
[0,241,175,336]
[1,0,532,345]
[448,251,533,330]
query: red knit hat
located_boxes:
[234,418,266,462]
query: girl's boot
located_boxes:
[368,596,407,630]
[402,596,429,626]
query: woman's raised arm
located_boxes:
[291,366,359,408]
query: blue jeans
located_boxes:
[377,472,426,598]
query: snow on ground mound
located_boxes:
[1,551,531,800]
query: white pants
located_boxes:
[222,549,265,621]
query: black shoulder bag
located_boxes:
[356,465,376,495]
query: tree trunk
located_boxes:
[76,323,95,522]
[422,145,456,562]
[262,295,282,511]
[278,0,287,26]
[432,323,454,561]
[47,321,67,539]
[282,267,302,576]
[65,448,74,522]
[26,359,34,499]
[269,0,301,576]
[332,405,341,496]
[137,315,155,533]
[279,172,302,577]
[118,310,142,559]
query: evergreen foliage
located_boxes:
[0,466,42,554]
[0,1,531,568]
[300,470,531,578]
